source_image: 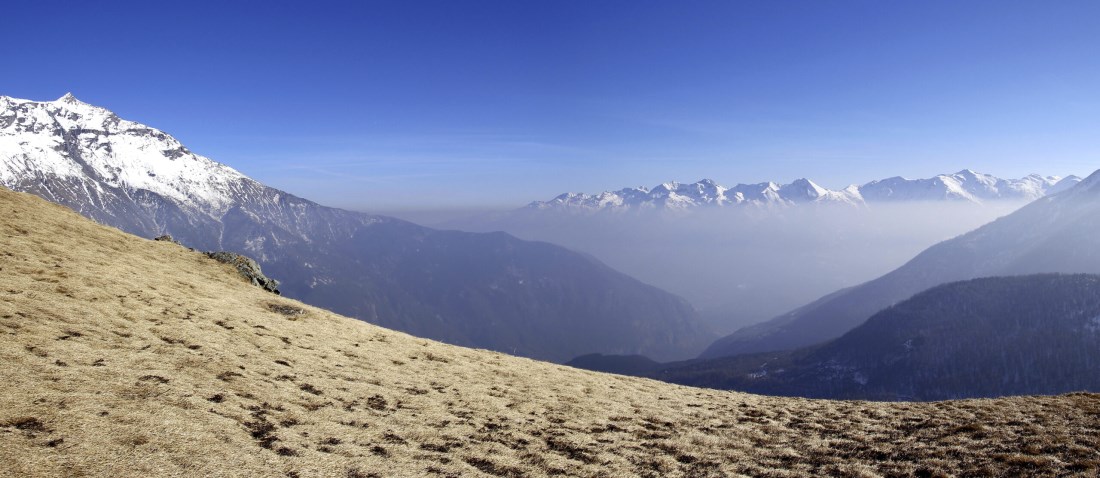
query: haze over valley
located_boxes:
[426,179,1052,333]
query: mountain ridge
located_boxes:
[527,170,1079,212]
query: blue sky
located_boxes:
[4,1,1099,209]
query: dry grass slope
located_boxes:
[2,186,1100,477]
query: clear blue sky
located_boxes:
[4,1,1099,210]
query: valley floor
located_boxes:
[3,187,1100,477]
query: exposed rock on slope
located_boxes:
[153,235,280,294]
[204,251,280,295]
[3,186,1100,477]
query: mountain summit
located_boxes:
[0,95,714,362]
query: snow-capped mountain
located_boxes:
[0,94,714,362]
[859,169,1076,203]
[529,178,863,211]
[529,171,1078,212]
[2,93,245,213]
[0,93,356,250]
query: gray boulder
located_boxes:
[204,251,280,295]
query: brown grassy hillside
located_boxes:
[2,186,1099,478]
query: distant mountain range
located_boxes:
[700,168,1100,360]
[658,274,1100,400]
[528,171,1079,212]
[442,170,1066,337]
[0,94,714,362]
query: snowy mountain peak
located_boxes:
[780,178,827,199]
[57,92,82,104]
[0,95,249,215]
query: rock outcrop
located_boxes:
[153,235,277,294]
[204,251,280,295]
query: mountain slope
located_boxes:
[663,274,1100,400]
[4,187,1100,477]
[702,170,1100,359]
[0,94,712,362]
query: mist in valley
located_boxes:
[396,201,1029,336]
